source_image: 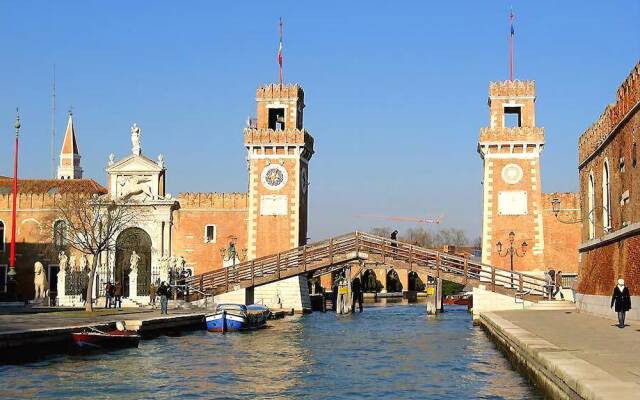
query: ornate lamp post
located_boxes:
[496,231,528,288]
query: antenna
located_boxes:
[51,64,56,178]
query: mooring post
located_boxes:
[463,259,468,285]
[250,260,255,287]
[426,280,438,315]
[276,253,281,280]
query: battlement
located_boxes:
[0,192,98,210]
[489,80,536,97]
[256,83,304,101]
[579,61,640,165]
[479,126,545,143]
[243,128,314,149]
[176,192,248,209]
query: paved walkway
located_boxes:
[495,309,640,385]
[0,307,188,334]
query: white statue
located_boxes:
[79,254,88,272]
[131,123,141,155]
[68,255,77,271]
[59,251,68,272]
[130,251,140,274]
[177,255,186,271]
[33,261,49,300]
[157,154,165,168]
[108,153,115,166]
[169,256,177,271]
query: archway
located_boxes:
[362,269,381,293]
[115,227,152,297]
[408,271,426,291]
[386,269,403,293]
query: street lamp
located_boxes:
[496,231,527,288]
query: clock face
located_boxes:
[501,164,524,185]
[261,164,288,190]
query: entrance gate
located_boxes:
[115,227,152,297]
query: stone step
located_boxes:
[528,300,576,311]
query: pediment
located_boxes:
[107,154,163,174]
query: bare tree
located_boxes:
[51,194,139,311]
[369,227,393,238]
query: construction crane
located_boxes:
[354,213,444,225]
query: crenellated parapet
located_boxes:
[0,192,96,210]
[176,192,248,209]
[489,80,536,97]
[243,128,314,150]
[479,126,544,143]
[256,83,304,101]
[579,61,640,165]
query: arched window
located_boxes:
[0,221,4,252]
[602,160,611,231]
[588,171,595,240]
[53,220,67,248]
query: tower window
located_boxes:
[268,108,286,130]
[504,106,522,128]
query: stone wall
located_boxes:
[541,192,581,273]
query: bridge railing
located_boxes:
[187,231,548,298]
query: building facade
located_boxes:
[0,83,314,311]
[577,61,640,318]
[478,80,580,278]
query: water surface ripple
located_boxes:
[0,304,541,399]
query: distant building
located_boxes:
[478,80,580,277]
[577,61,639,318]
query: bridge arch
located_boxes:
[386,269,403,293]
[362,269,383,292]
[408,271,426,291]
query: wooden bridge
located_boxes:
[186,232,549,300]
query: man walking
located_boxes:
[611,278,631,328]
[158,281,170,315]
[114,281,123,309]
[105,282,113,309]
[391,230,399,254]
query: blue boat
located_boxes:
[205,304,270,332]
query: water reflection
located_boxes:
[0,305,541,399]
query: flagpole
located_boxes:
[509,10,514,81]
[8,109,21,285]
[278,17,284,85]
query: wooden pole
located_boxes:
[251,260,255,287]
[491,267,496,292]
[276,253,281,279]
[303,245,307,271]
[329,238,334,265]
[463,259,468,285]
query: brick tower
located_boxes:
[241,83,314,311]
[478,81,545,274]
[244,83,314,259]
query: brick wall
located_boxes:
[541,192,580,273]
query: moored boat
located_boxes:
[205,304,270,333]
[71,322,141,349]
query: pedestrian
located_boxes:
[114,281,123,309]
[149,281,157,307]
[544,270,554,300]
[81,282,88,305]
[351,276,363,313]
[158,281,170,315]
[611,278,631,328]
[391,230,399,254]
[570,277,579,303]
[553,270,565,300]
[105,282,113,309]
[108,282,116,308]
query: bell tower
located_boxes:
[244,83,314,259]
[477,80,545,273]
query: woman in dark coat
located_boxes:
[611,278,631,328]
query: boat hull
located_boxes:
[71,330,141,349]
[205,304,270,333]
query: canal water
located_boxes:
[0,304,541,399]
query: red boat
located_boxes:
[71,325,141,350]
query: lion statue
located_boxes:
[34,261,49,302]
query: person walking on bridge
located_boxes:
[611,278,631,328]
[391,230,399,254]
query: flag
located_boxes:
[510,10,515,36]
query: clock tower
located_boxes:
[244,83,314,258]
[478,80,545,274]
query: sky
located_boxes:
[0,1,638,241]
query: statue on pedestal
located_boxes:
[68,255,77,272]
[131,123,141,155]
[129,251,140,276]
[177,255,186,272]
[159,256,169,280]
[59,251,68,273]
[33,261,49,301]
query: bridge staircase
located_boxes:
[187,232,550,303]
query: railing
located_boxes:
[187,231,548,298]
